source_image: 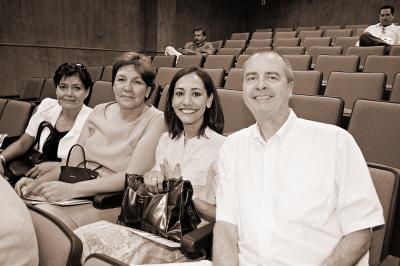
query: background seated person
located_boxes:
[74,66,225,264]
[1,63,93,184]
[165,27,214,57]
[15,52,166,210]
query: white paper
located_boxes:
[23,194,91,206]
[124,227,181,248]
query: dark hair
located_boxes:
[112,52,156,100]
[165,66,224,139]
[380,5,394,15]
[194,27,206,36]
[53,63,93,105]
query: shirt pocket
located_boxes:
[182,157,211,186]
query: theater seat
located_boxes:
[292,70,322,95]
[224,69,243,91]
[0,99,34,137]
[203,55,235,72]
[88,81,114,108]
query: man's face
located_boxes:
[379,8,394,27]
[242,54,293,121]
[193,30,206,45]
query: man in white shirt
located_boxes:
[213,51,384,266]
[358,5,400,54]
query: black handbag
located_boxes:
[59,144,100,183]
[118,174,201,243]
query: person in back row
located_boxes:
[165,27,214,58]
[1,63,93,186]
[74,66,225,264]
[213,51,384,266]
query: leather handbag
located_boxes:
[118,174,201,243]
[59,144,99,183]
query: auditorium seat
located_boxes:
[175,55,204,68]
[204,55,235,72]
[248,39,273,48]
[100,65,112,82]
[0,98,7,119]
[88,81,114,108]
[223,40,247,50]
[324,72,385,115]
[334,37,359,54]
[0,99,34,137]
[217,48,243,59]
[224,69,243,91]
[389,46,400,56]
[155,67,182,88]
[255,28,273,32]
[274,27,294,32]
[302,37,332,52]
[274,31,297,40]
[347,46,385,70]
[273,38,300,49]
[87,66,104,82]
[230,32,250,41]
[210,40,224,51]
[275,46,306,55]
[19,77,46,101]
[39,78,57,101]
[282,55,311,71]
[289,95,343,125]
[204,68,225,88]
[244,47,272,55]
[319,25,342,32]
[152,55,176,69]
[292,70,322,95]
[157,84,169,112]
[363,55,400,90]
[354,28,367,37]
[235,55,250,68]
[314,55,359,86]
[298,30,324,45]
[345,24,368,33]
[324,29,353,45]
[308,46,343,68]
[389,73,400,103]
[251,31,273,39]
[296,26,317,33]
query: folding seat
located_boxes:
[363,55,400,90]
[389,46,400,56]
[243,47,272,55]
[224,69,243,91]
[100,65,113,82]
[247,39,272,48]
[367,163,399,266]
[292,70,322,95]
[314,55,359,85]
[347,46,385,70]
[302,37,332,52]
[87,81,115,108]
[0,99,34,137]
[230,32,250,41]
[216,48,243,60]
[289,95,344,125]
[274,27,294,32]
[347,99,400,170]
[203,55,235,72]
[157,84,169,112]
[324,29,353,45]
[275,46,306,55]
[334,36,359,54]
[86,66,104,82]
[175,55,204,68]
[319,25,342,32]
[251,32,273,39]
[296,26,317,33]
[217,89,255,134]
[210,40,224,51]
[39,78,57,101]
[354,27,367,37]
[235,55,250,68]
[0,98,7,119]
[324,72,385,116]
[204,68,225,88]
[17,77,46,101]
[255,28,273,32]
[308,46,342,68]
[298,30,324,44]
[345,24,369,31]
[155,67,182,88]
[27,204,83,266]
[282,55,311,71]
[389,73,400,103]
[152,55,176,69]
[273,38,300,49]
[223,40,247,50]
[274,31,297,40]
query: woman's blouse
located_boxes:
[153,127,225,204]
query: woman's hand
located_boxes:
[14,177,41,197]
[34,181,77,202]
[161,159,182,179]
[25,161,60,179]
[143,170,165,194]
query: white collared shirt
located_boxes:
[216,110,384,266]
[153,128,225,204]
[25,98,92,160]
[361,23,400,45]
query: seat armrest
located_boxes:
[181,222,214,254]
[93,191,124,209]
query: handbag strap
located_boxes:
[32,121,55,151]
[65,144,88,168]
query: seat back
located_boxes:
[0,98,7,119]
[20,77,46,100]
[298,30,324,44]
[314,55,359,85]
[334,36,359,54]
[39,78,57,101]
[210,40,224,51]
[224,69,243,91]
[368,163,399,266]
[204,68,225,87]
[155,67,182,88]
[348,99,400,169]
[282,55,311,71]
[274,31,297,40]
[235,55,250,68]
[176,55,204,68]
[217,89,255,134]
[273,38,300,48]
[251,31,273,39]
[276,46,306,55]
[324,29,353,44]
[302,37,332,51]
[296,26,318,33]
[325,72,385,111]
[217,48,243,59]
[244,47,272,55]
[223,40,247,49]
[204,55,235,72]
[319,25,342,31]
[274,27,294,32]
[101,65,113,82]
[157,84,169,112]
[0,100,33,137]
[389,73,400,103]
[28,204,83,266]
[347,46,385,70]
[293,70,322,95]
[289,95,344,125]
[363,56,400,89]
[248,39,273,48]
[152,55,176,68]
[230,32,250,41]
[87,66,104,82]
[308,46,343,66]
[255,28,273,32]
[88,81,114,108]
[354,27,367,37]
[389,46,400,56]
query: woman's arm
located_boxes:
[194,198,215,222]
[0,133,35,174]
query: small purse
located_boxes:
[59,144,100,183]
[118,174,201,243]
